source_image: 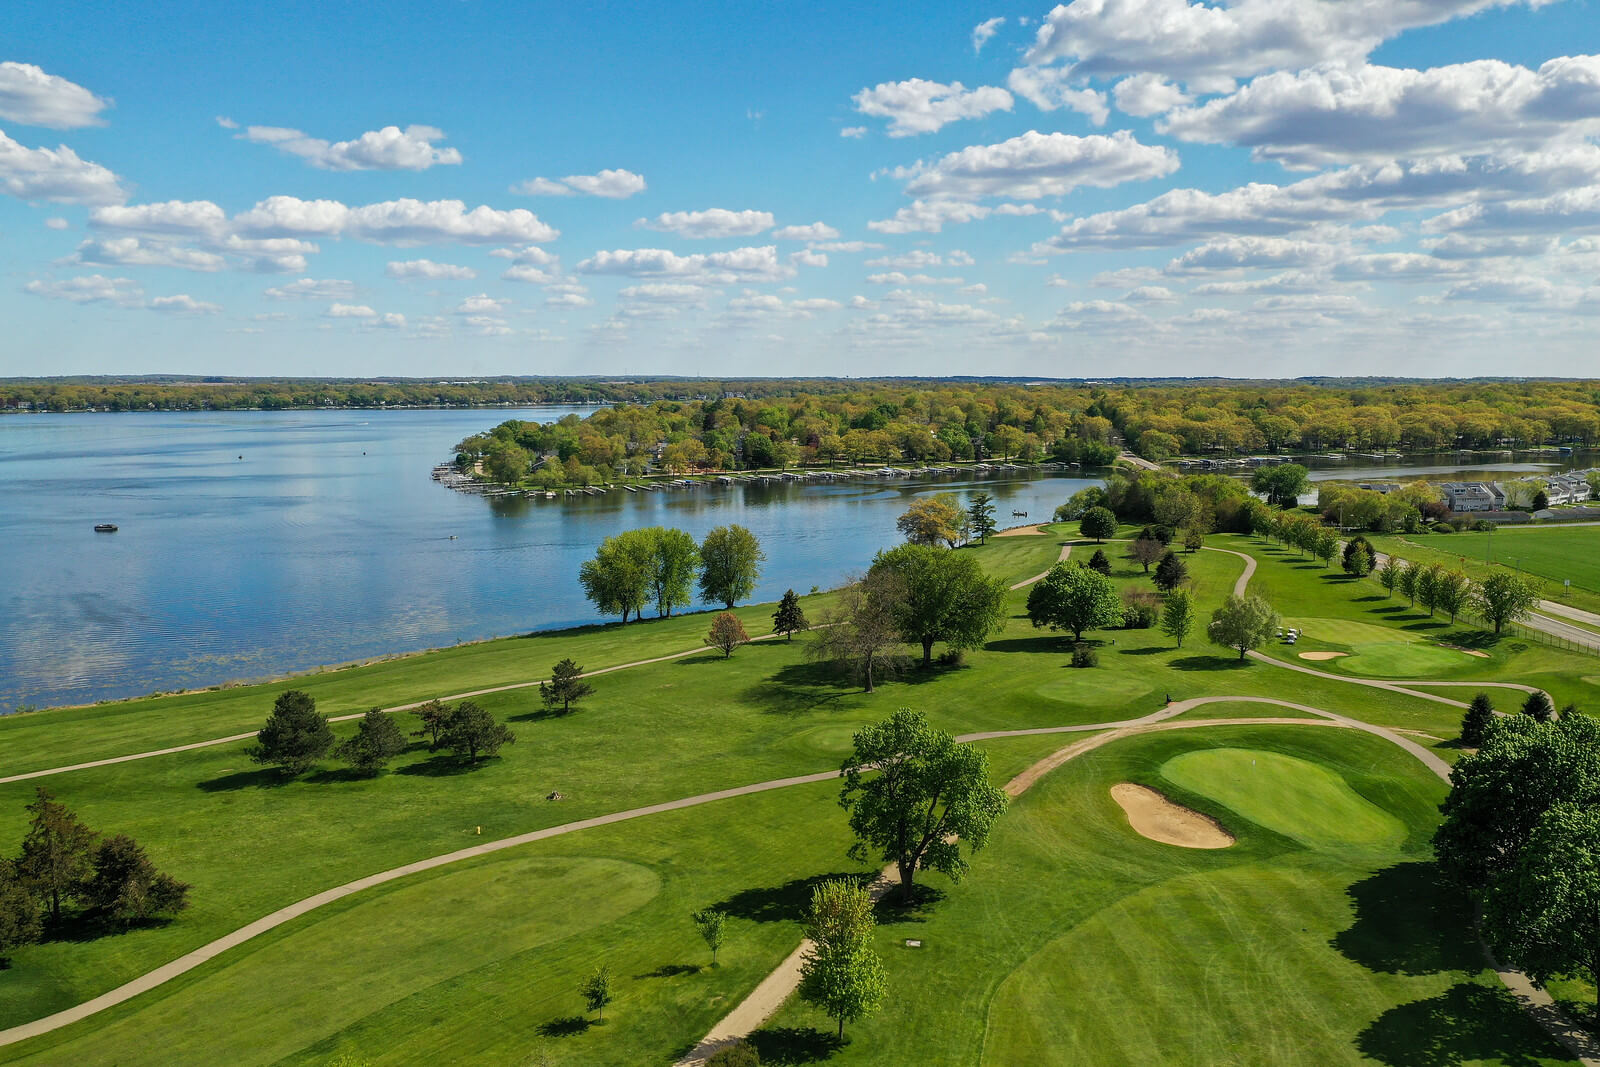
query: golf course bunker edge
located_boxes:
[1110,783,1235,849]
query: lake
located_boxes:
[0,410,1101,710]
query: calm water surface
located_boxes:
[0,410,1099,710]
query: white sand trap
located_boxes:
[995,524,1045,536]
[1298,651,1348,661]
[1110,783,1234,849]
[1440,645,1490,658]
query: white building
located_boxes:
[1440,482,1506,512]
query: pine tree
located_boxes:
[1461,693,1496,747]
[966,492,997,544]
[251,689,333,776]
[540,658,595,714]
[772,589,810,641]
[17,788,97,925]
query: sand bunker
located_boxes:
[1110,783,1234,849]
[1438,644,1490,658]
[1298,651,1349,661]
[995,524,1045,536]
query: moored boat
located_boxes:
[93,523,118,532]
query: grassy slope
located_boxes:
[759,727,1576,1066]
[1367,526,1600,618]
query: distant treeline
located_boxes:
[451,379,1600,488]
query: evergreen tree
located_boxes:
[540,658,594,714]
[1522,691,1556,723]
[17,788,96,924]
[1153,551,1189,592]
[0,860,42,966]
[1087,548,1112,575]
[411,698,452,750]
[251,689,333,776]
[772,588,810,641]
[79,834,191,927]
[335,709,407,774]
[441,701,515,765]
[966,492,998,544]
[1461,693,1496,747]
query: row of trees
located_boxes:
[580,525,766,623]
[1373,557,1542,633]
[1,789,190,964]
[448,379,1600,487]
[252,690,516,777]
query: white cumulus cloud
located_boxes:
[512,168,647,198]
[0,130,125,204]
[1005,67,1110,124]
[853,79,1014,137]
[0,62,110,128]
[773,221,840,241]
[386,258,477,280]
[636,208,775,238]
[149,293,222,314]
[891,129,1179,201]
[239,124,462,170]
[973,17,1006,53]
[24,274,142,305]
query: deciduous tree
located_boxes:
[1435,569,1470,623]
[578,530,653,623]
[807,570,906,693]
[698,525,765,609]
[1484,803,1600,1021]
[1130,536,1163,573]
[896,495,965,548]
[772,588,810,641]
[869,544,1007,668]
[1434,713,1600,891]
[650,527,701,618]
[1476,571,1541,634]
[1252,463,1309,508]
[692,907,728,966]
[1079,506,1116,543]
[251,690,334,776]
[580,964,613,1020]
[1162,589,1195,648]
[1206,594,1280,661]
[1025,563,1121,643]
[540,658,594,714]
[706,612,751,658]
[797,879,886,1040]
[838,709,1008,900]
[1377,556,1400,597]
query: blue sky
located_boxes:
[2,0,1598,378]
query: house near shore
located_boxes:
[1440,482,1505,512]
[1542,471,1593,506]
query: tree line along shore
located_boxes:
[443,379,1600,492]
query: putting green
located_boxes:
[1342,642,1474,678]
[11,855,660,1066]
[1161,749,1406,852]
[793,723,865,755]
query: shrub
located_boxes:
[935,648,966,668]
[1473,519,1497,532]
[705,1044,761,1067]
[1071,643,1098,668]
[1431,522,1456,534]
[1140,524,1174,545]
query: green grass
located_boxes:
[760,726,1576,1066]
[3,530,1596,1062]
[1161,748,1407,852]
[1367,526,1600,618]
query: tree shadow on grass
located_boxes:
[1355,982,1569,1067]
[1332,862,1479,976]
[536,1016,594,1038]
[1400,620,1449,632]
[1370,605,1408,615]
[985,635,1071,655]
[873,883,946,926]
[303,766,375,785]
[635,963,701,979]
[745,1026,845,1064]
[742,662,861,716]
[1169,655,1252,671]
[1442,630,1499,651]
[1355,594,1390,603]
[39,912,174,946]
[711,872,872,924]
[394,755,477,777]
[196,767,292,792]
